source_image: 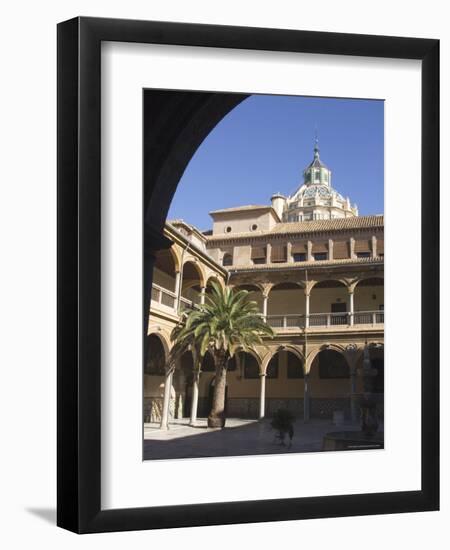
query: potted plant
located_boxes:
[271,408,295,447]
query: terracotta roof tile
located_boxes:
[207,215,383,241]
[227,256,384,271]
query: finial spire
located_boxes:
[313,128,320,159]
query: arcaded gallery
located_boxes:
[145,141,384,427]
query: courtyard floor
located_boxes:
[143,418,383,460]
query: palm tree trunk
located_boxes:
[208,353,228,428]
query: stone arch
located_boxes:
[152,248,179,293]
[306,343,348,373]
[267,281,305,321]
[143,91,250,353]
[353,275,384,289]
[143,90,248,235]
[261,345,304,374]
[146,329,170,361]
[168,245,182,273]
[309,278,349,291]
[145,331,170,375]
[181,259,206,288]
[234,348,263,376]
[231,284,264,313]
[353,276,384,313]
[205,274,225,290]
[309,279,349,320]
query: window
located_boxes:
[250,223,258,231]
[271,245,287,263]
[356,251,371,258]
[313,252,328,261]
[251,246,266,265]
[222,253,233,266]
[225,226,232,233]
[293,252,307,262]
[315,171,321,182]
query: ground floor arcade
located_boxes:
[144,331,384,429]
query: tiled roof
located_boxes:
[207,214,383,241]
[209,205,273,215]
[227,256,384,272]
[271,215,383,234]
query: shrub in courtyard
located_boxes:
[271,408,295,447]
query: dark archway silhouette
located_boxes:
[143,90,249,362]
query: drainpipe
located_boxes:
[177,242,190,314]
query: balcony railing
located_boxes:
[267,311,383,329]
[150,284,199,313]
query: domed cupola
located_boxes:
[281,137,358,222]
[303,138,331,187]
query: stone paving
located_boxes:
[143,418,382,460]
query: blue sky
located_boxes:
[168,94,384,231]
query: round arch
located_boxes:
[267,281,305,320]
[143,90,248,235]
[309,278,349,291]
[169,245,182,273]
[231,284,264,314]
[181,259,206,288]
[353,276,384,289]
[205,274,225,290]
[261,345,304,374]
[308,347,350,381]
[306,343,347,371]
[353,277,384,313]
[145,332,170,375]
[235,348,263,376]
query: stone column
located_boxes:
[287,242,293,263]
[307,240,313,261]
[160,369,174,430]
[305,289,310,328]
[350,367,358,423]
[328,239,334,260]
[262,293,268,320]
[259,373,267,419]
[348,288,354,326]
[266,243,272,264]
[190,369,201,426]
[371,235,377,258]
[200,286,206,305]
[303,373,311,422]
[174,270,181,311]
[350,237,356,259]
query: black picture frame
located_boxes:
[57,16,439,533]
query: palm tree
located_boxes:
[170,281,274,428]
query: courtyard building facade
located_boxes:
[145,142,384,427]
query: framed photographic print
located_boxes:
[57,17,439,533]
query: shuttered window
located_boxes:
[271,245,287,262]
[291,242,307,254]
[251,246,266,260]
[354,239,371,253]
[376,239,384,255]
[312,241,328,253]
[333,240,349,259]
